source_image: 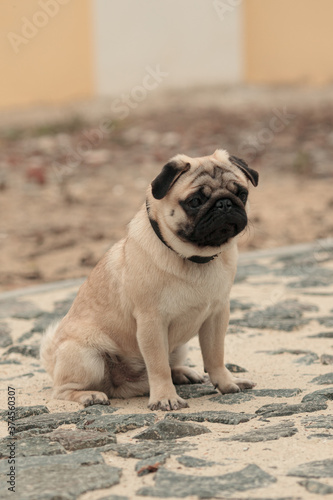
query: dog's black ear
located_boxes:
[151,161,191,199]
[229,155,259,187]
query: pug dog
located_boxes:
[40,149,258,410]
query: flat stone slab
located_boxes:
[220,421,298,443]
[210,391,254,404]
[4,344,40,358]
[78,414,156,433]
[134,420,211,440]
[311,372,333,385]
[210,388,302,404]
[135,454,169,476]
[137,464,276,497]
[287,274,333,288]
[175,383,217,399]
[236,263,270,281]
[0,448,105,474]
[310,331,333,338]
[28,314,63,336]
[0,437,13,459]
[302,387,333,404]
[11,406,118,436]
[321,354,333,364]
[255,402,327,418]
[229,299,316,331]
[246,389,303,398]
[48,428,117,450]
[0,435,66,458]
[15,411,84,434]
[0,359,21,365]
[299,479,333,495]
[316,317,333,328]
[17,330,36,342]
[0,322,12,347]
[230,298,255,312]
[225,362,247,372]
[77,405,119,417]
[164,410,256,425]
[101,441,196,459]
[307,433,333,440]
[0,463,121,500]
[26,296,74,334]
[0,404,49,421]
[0,372,35,383]
[288,459,333,478]
[294,353,319,365]
[259,348,315,356]
[176,455,217,468]
[0,298,44,320]
[301,415,333,429]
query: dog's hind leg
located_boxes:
[52,340,110,406]
[170,344,205,385]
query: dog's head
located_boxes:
[147,149,258,260]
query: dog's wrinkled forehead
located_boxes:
[189,165,235,198]
[175,150,247,194]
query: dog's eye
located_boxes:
[238,190,248,204]
[187,197,203,209]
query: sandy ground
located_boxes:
[0,242,332,499]
[0,86,333,292]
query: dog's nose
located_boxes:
[215,199,233,212]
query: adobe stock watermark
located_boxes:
[238,106,296,162]
[7,387,16,493]
[8,0,71,54]
[213,0,242,21]
[108,65,169,120]
[52,65,169,180]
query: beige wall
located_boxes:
[0,0,93,109]
[2,0,333,111]
[244,0,333,84]
[93,0,243,95]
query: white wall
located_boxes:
[93,0,243,95]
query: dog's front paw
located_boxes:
[171,366,205,385]
[210,369,256,394]
[148,394,189,411]
[231,376,256,391]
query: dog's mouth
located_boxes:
[179,208,247,248]
[192,224,237,247]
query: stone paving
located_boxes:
[0,240,332,499]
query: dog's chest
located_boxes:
[163,269,230,347]
[168,304,212,347]
[163,264,231,312]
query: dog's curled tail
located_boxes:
[40,322,60,378]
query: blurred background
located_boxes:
[1,0,333,291]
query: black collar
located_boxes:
[146,201,217,264]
